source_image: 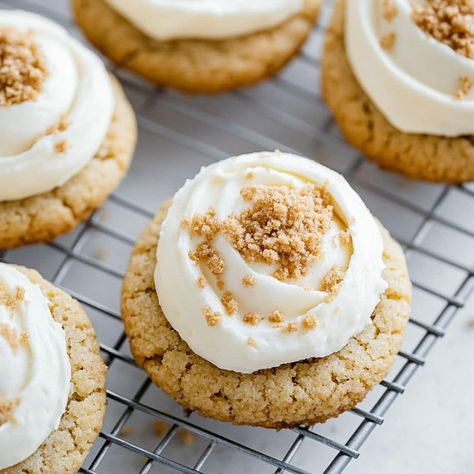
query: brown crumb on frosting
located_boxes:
[245,171,255,180]
[321,265,345,301]
[221,291,238,316]
[282,322,298,333]
[15,286,25,302]
[197,275,207,288]
[216,278,225,291]
[247,337,257,348]
[412,0,474,58]
[338,229,352,247]
[202,306,220,326]
[0,397,20,425]
[46,113,70,135]
[302,314,318,331]
[55,140,69,154]
[455,74,474,98]
[243,312,263,325]
[268,310,285,324]
[380,32,397,49]
[0,27,47,106]
[224,184,334,281]
[0,284,24,310]
[242,274,255,287]
[383,0,399,21]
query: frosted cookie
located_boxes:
[121,152,411,428]
[0,10,136,249]
[0,263,106,473]
[72,0,322,93]
[322,0,474,183]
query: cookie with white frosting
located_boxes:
[71,0,322,93]
[0,263,106,473]
[322,0,474,183]
[121,152,411,428]
[0,10,136,249]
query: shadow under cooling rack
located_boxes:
[2,0,474,473]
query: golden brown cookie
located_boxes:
[322,0,474,183]
[72,0,322,93]
[2,265,107,474]
[121,201,411,429]
[0,76,136,249]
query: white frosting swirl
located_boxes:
[104,0,304,41]
[0,264,70,469]
[155,152,387,373]
[346,0,474,136]
[0,10,114,201]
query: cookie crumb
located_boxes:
[46,113,70,135]
[197,275,207,288]
[0,283,16,310]
[268,310,285,324]
[55,140,69,154]
[245,171,255,180]
[412,1,474,59]
[380,32,396,49]
[247,337,257,348]
[15,286,25,302]
[178,428,195,446]
[455,74,474,99]
[242,274,255,287]
[302,314,318,331]
[320,265,345,301]
[220,291,238,316]
[119,425,133,437]
[0,397,20,425]
[383,0,399,21]
[216,278,225,291]
[243,312,263,325]
[282,322,298,333]
[202,306,220,327]
[0,27,47,106]
[153,420,169,437]
[0,323,20,352]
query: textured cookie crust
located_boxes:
[121,202,411,429]
[0,75,136,249]
[322,0,474,183]
[72,0,322,93]
[2,266,107,474]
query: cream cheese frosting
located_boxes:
[0,10,114,201]
[0,264,70,469]
[155,152,387,374]
[346,0,474,137]
[104,0,304,41]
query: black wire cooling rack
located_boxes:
[2,0,474,473]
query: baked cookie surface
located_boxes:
[72,0,322,93]
[2,266,107,474]
[0,76,136,249]
[121,202,411,429]
[322,0,474,184]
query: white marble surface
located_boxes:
[1,1,474,473]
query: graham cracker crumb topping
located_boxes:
[383,0,399,21]
[55,140,69,154]
[0,397,20,425]
[224,184,334,281]
[455,74,474,98]
[302,314,318,331]
[0,27,47,106]
[282,322,298,333]
[197,275,207,288]
[412,0,474,58]
[221,291,238,316]
[268,310,285,324]
[46,113,70,135]
[242,274,255,287]
[202,305,220,327]
[243,312,263,325]
[247,337,257,348]
[380,32,397,49]
[321,265,345,301]
[0,284,24,310]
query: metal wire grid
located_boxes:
[1,0,474,472]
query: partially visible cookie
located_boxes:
[122,201,411,428]
[0,75,136,249]
[72,0,322,93]
[322,0,474,183]
[1,265,107,474]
